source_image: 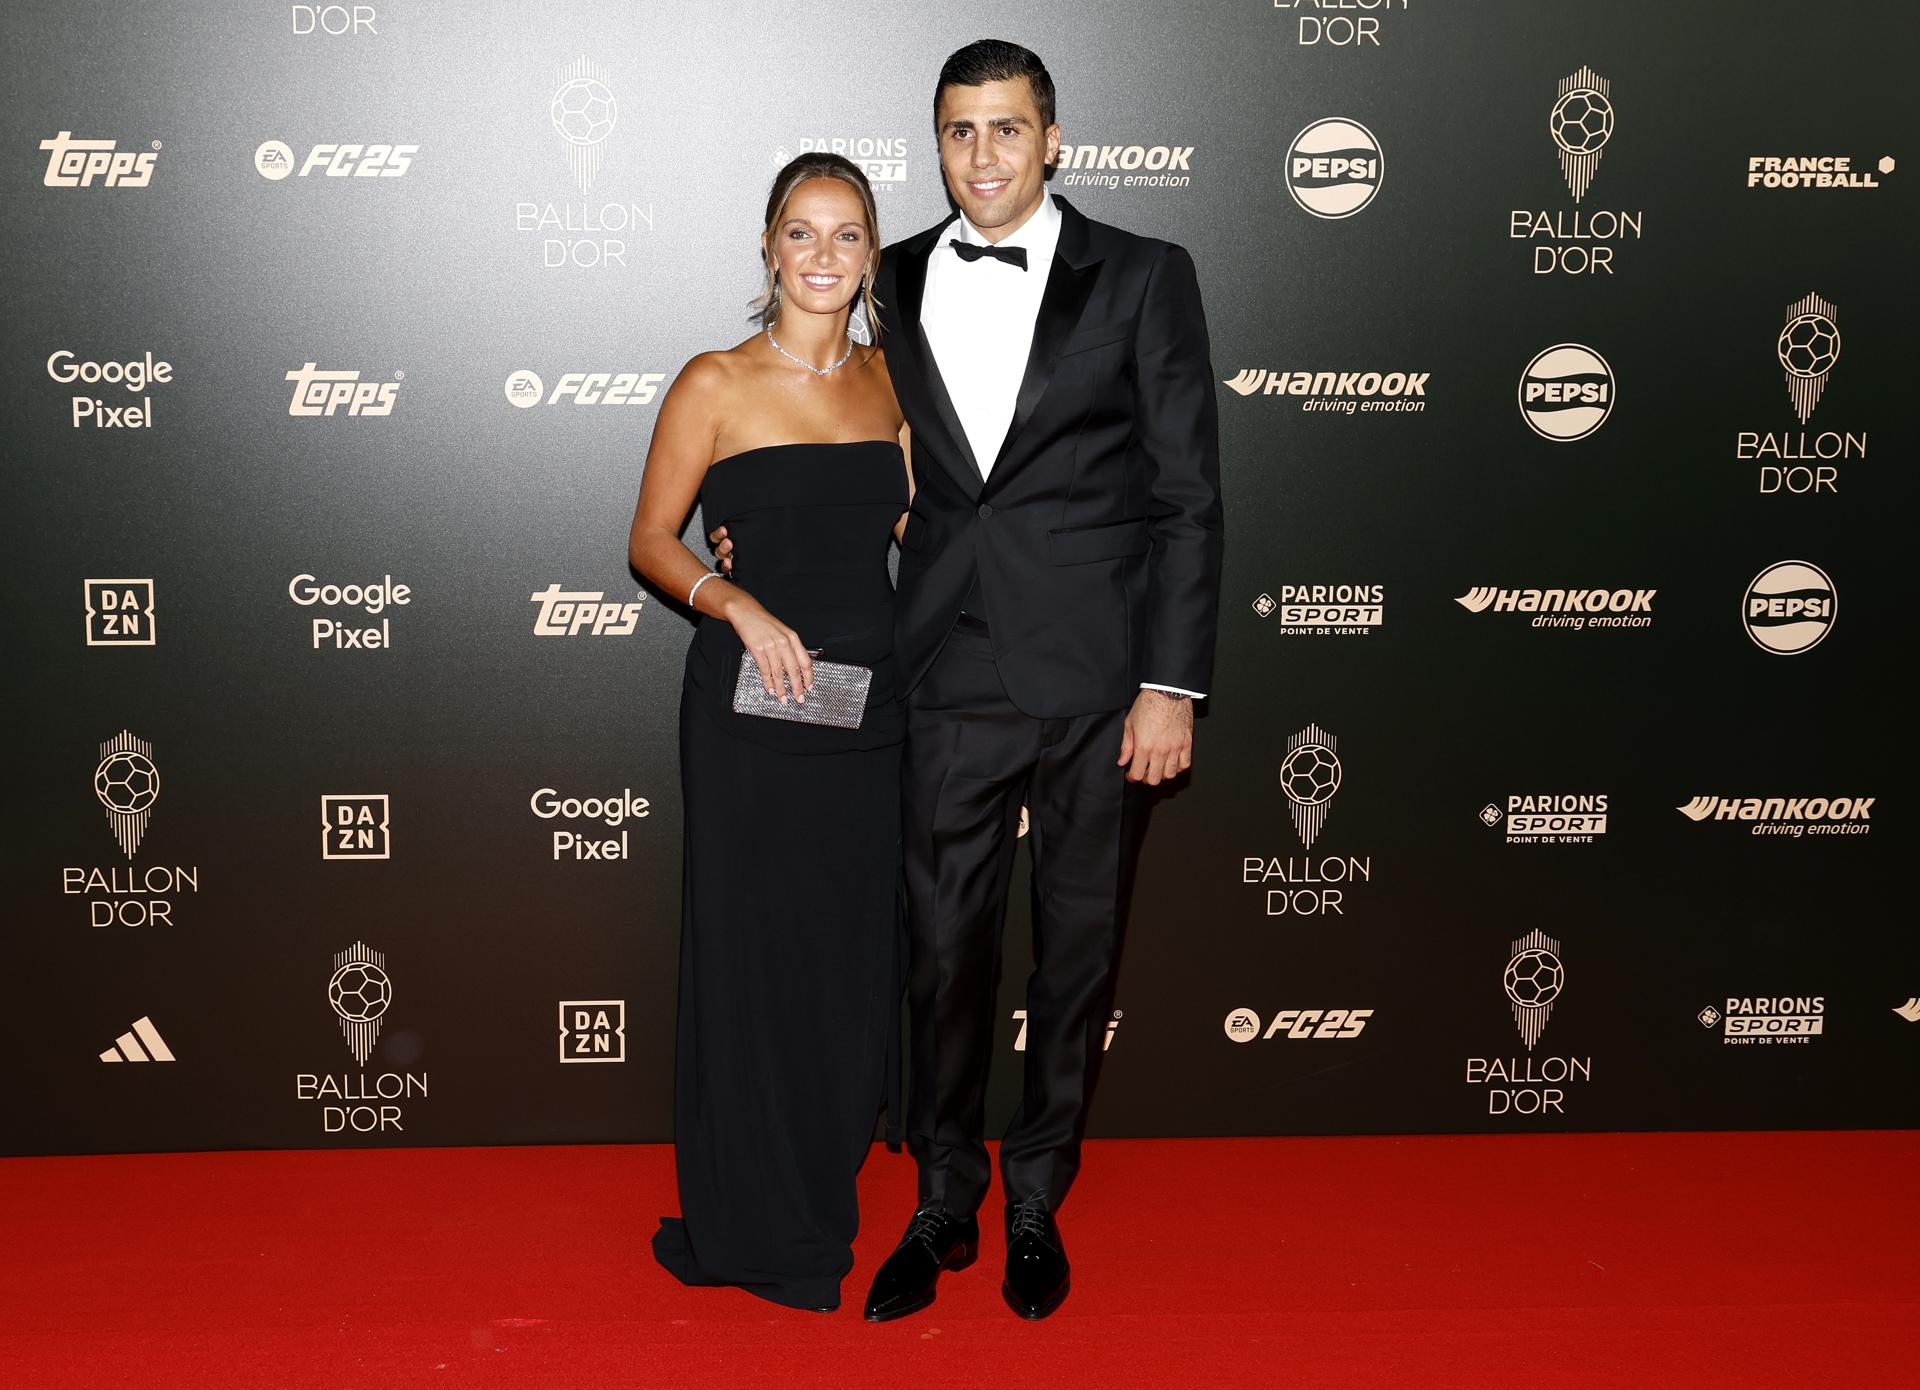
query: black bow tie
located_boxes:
[948,238,1028,271]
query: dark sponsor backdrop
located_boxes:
[1,0,1910,1156]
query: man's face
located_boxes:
[935,77,1059,242]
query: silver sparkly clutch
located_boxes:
[732,650,872,729]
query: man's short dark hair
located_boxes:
[935,39,1056,130]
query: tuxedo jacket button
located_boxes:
[977,502,995,519]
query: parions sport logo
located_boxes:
[1736,294,1865,497]
[1055,143,1195,192]
[1454,585,1654,631]
[253,140,417,180]
[1677,795,1871,838]
[775,137,909,188]
[1272,0,1406,48]
[1518,344,1613,440]
[1508,67,1643,274]
[1221,368,1427,414]
[1480,795,1607,844]
[504,370,665,408]
[39,131,159,188]
[1698,997,1825,1045]
[1251,584,1384,635]
[1285,119,1382,218]
[1742,561,1835,655]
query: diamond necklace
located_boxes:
[765,324,853,377]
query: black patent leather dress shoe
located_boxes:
[1002,1193,1070,1319]
[862,1205,980,1322]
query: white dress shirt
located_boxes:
[919,192,1204,700]
[920,191,1062,476]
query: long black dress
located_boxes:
[652,440,907,1311]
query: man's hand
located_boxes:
[708,524,734,574]
[1117,689,1193,785]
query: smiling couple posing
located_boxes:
[627,38,1221,1320]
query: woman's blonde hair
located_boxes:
[752,151,882,331]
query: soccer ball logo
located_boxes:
[1279,743,1341,807]
[1779,292,1840,423]
[1549,88,1613,156]
[1281,723,1341,849]
[328,961,392,1024]
[1506,929,1564,1051]
[550,58,618,195]
[1551,66,1612,203]
[550,77,616,147]
[95,750,158,815]
[1777,313,1840,379]
[1503,947,1564,1010]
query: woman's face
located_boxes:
[765,177,871,320]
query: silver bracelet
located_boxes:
[687,571,723,607]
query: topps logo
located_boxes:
[40,132,157,188]
[530,584,644,636]
[286,364,400,416]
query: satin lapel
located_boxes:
[987,206,1102,483]
[894,226,983,501]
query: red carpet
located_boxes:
[3,1133,1914,1388]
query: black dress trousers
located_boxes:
[902,616,1144,1217]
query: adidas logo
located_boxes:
[1895,998,1920,1023]
[99,1015,175,1062]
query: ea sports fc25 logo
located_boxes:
[254,141,416,180]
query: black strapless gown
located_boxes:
[652,440,907,1311]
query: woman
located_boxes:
[626,152,910,1312]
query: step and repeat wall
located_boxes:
[4,1,1911,1156]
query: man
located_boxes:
[715,39,1221,1320]
[865,38,1221,1322]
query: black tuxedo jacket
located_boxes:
[877,195,1223,719]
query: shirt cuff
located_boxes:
[1140,683,1207,699]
